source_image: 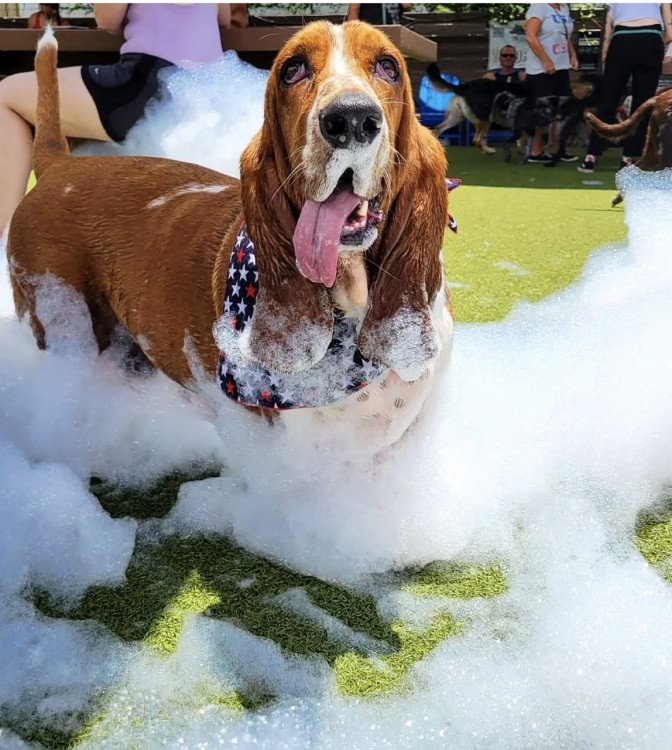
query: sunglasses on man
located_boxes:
[500,53,516,58]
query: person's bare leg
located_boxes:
[548,122,558,154]
[0,66,110,233]
[531,129,545,157]
[0,87,32,235]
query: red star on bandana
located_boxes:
[245,284,257,299]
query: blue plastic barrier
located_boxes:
[417,73,517,148]
[416,72,462,145]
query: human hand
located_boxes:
[570,54,579,71]
[543,58,556,74]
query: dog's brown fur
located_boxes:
[9,30,240,384]
[585,87,672,206]
[8,24,450,409]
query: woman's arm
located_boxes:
[230,4,249,28]
[217,4,231,29]
[347,4,361,21]
[94,3,128,35]
[525,16,555,73]
[601,11,613,62]
[568,38,578,69]
[662,3,672,44]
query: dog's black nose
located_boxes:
[319,97,383,148]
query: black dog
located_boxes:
[491,75,602,166]
[427,62,600,166]
[426,63,529,154]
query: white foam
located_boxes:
[2,46,672,747]
[76,52,267,179]
[0,600,133,735]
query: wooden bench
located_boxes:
[0,25,437,77]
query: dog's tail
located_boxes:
[33,26,69,178]
[585,97,656,143]
[426,63,460,93]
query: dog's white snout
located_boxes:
[319,95,383,149]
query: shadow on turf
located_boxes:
[443,145,624,190]
[11,471,505,748]
[88,468,216,519]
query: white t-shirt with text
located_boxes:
[525,3,574,75]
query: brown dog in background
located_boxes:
[7,23,453,448]
[585,87,672,206]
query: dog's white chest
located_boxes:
[281,291,454,451]
[279,360,440,453]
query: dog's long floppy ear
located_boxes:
[239,78,333,375]
[358,104,448,382]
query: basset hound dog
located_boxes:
[585,87,672,207]
[8,22,453,450]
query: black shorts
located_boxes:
[81,53,174,143]
[525,69,571,100]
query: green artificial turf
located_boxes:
[26,473,506,747]
[9,146,672,748]
[443,145,627,322]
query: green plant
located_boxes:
[427,3,607,25]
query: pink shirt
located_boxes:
[120,3,223,66]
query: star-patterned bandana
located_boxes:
[215,225,384,410]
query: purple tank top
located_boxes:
[120,3,223,66]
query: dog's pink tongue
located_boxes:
[293,189,361,287]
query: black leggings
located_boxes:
[588,25,664,158]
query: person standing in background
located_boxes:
[346,4,409,24]
[0,3,232,235]
[524,2,579,164]
[577,3,672,174]
[229,3,249,28]
[28,4,70,29]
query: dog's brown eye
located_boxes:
[281,58,308,86]
[375,57,399,82]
